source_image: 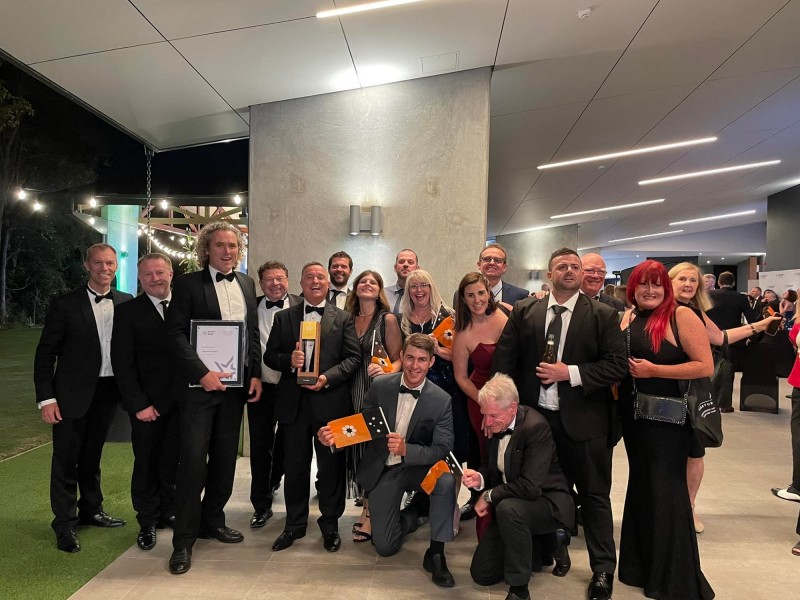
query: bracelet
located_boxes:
[749,324,757,336]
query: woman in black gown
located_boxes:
[619,260,715,600]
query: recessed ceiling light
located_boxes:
[538,137,717,170]
[668,210,756,226]
[608,230,684,243]
[551,199,664,219]
[639,160,780,185]
[706,260,711,264]
[317,0,424,19]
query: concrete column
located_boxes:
[248,68,491,300]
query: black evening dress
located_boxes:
[619,310,715,600]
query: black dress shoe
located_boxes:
[56,530,80,553]
[137,525,157,550]
[79,511,126,528]
[169,548,192,575]
[459,502,476,521]
[198,526,244,543]
[588,572,614,600]
[157,515,175,529]
[505,591,530,600]
[250,509,273,529]
[423,549,455,588]
[552,528,571,577]
[323,531,341,552]
[272,530,305,551]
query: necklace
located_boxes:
[357,311,375,318]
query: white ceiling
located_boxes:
[1,0,799,256]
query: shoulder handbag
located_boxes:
[672,316,724,448]
[626,312,687,425]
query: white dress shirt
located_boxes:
[537,292,583,411]
[146,293,171,320]
[208,266,245,321]
[258,295,288,384]
[386,374,425,466]
[88,285,115,377]
[491,280,503,303]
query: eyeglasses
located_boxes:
[584,269,607,277]
[480,256,506,264]
[408,283,430,291]
[261,277,287,284]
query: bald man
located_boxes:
[580,254,624,312]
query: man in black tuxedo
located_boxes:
[466,373,575,600]
[581,253,624,312]
[318,333,456,587]
[707,271,758,413]
[748,286,766,313]
[492,247,627,600]
[112,253,181,551]
[265,262,360,553]
[34,243,133,553]
[247,260,302,529]
[165,222,262,575]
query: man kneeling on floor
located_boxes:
[318,333,456,587]
[463,373,576,600]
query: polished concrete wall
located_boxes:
[495,224,579,292]
[767,183,800,271]
[248,68,491,300]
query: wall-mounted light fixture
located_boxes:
[349,205,383,236]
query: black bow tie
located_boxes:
[497,428,514,439]
[88,288,113,303]
[305,305,324,316]
[265,298,284,309]
[399,385,421,399]
[216,272,235,282]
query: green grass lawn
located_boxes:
[0,327,50,459]
[0,441,136,600]
[0,327,135,599]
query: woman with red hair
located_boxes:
[618,260,715,600]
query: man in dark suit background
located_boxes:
[112,252,180,551]
[34,243,133,553]
[748,286,766,313]
[707,271,758,413]
[318,333,457,588]
[492,247,627,600]
[165,222,262,575]
[265,261,360,553]
[581,253,624,312]
[247,260,301,529]
[466,373,575,600]
[479,243,529,306]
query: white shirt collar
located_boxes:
[400,373,426,391]
[491,280,503,297]
[146,293,171,307]
[547,290,580,312]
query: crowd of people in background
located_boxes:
[32,225,800,600]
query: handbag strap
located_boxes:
[625,311,640,397]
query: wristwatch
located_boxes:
[482,490,492,504]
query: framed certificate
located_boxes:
[189,320,246,387]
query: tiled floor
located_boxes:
[70,377,800,599]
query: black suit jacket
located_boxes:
[481,406,574,528]
[708,287,758,349]
[356,373,454,493]
[166,268,261,385]
[111,293,183,415]
[502,281,530,305]
[33,286,133,418]
[264,301,360,425]
[597,292,625,312]
[492,294,628,442]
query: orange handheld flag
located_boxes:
[370,330,393,373]
[328,407,390,449]
[432,315,455,349]
[420,452,463,494]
